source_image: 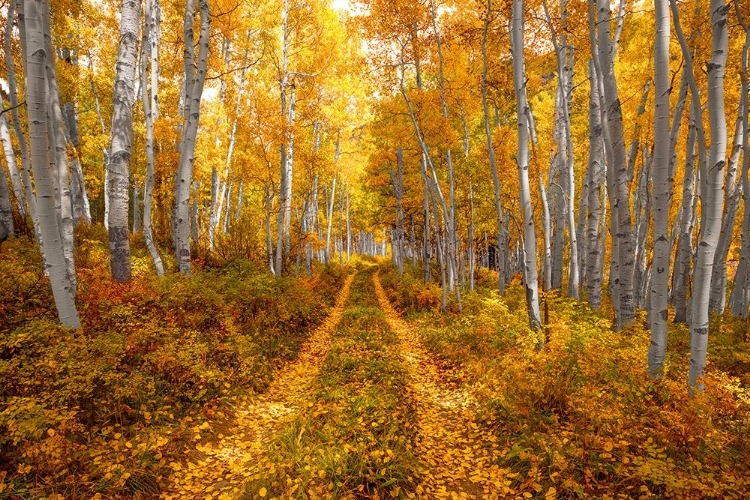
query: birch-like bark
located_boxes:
[209,168,220,248]
[673,115,698,323]
[597,0,635,329]
[482,0,506,294]
[543,0,578,299]
[265,184,275,274]
[422,154,432,283]
[213,36,250,244]
[398,38,450,291]
[730,0,750,317]
[0,98,25,219]
[107,0,139,282]
[709,98,745,313]
[391,148,405,276]
[62,103,91,225]
[670,0,710,324]
[40,0,75,289]
[325,176,337,263]
[275,0,294,275]
[429,185,448,312]
[174,0,210,275]
[589,0,621,319]
[512,0,541,332]
[346,189,351,262]
[23,0,79,328]
[88,57,111,231]
[648,0,671,378]
[141,0,164,276]
[577,160,590,289]
[223,180,232,234]
[585,61,605,309]
[429,0,460,304]
[539,172,552,291]
[0,163,14,237]
[6,0,36,236]
[634,150,651,310]
[689,0,728,394]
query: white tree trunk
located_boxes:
[648,0,671,378]
[597,0,635,329]
[0,98,25,219]
[543,0,578,299]
[141,0,164,276]
[5,0,37,238]
[107,0,140,282]
[539,172,552,291]
[325,177,336,263]
[710,98,745,313]
[482,0,506,295]
[40,0,75,290]
[23,0,79,328]
[0,162,14,237]
[391,148,405,276]
[174,0,210,275]
[512,0,542,332]
[689,0,728,394]
[730,1,749,317]
[586,60,605,309]
[62,103,92,225]
[672,115,698,323]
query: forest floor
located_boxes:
[162,274,356,498]
[2,234,750,499]
[161,270,520,499]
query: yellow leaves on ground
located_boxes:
[161,275,355,498]
[373,273,512,498]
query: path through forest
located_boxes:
[161,274,356,499]
[162,272,515,499]
[373,274,511,498]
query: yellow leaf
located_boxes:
[259,487,267,497]
[603,441,614,452]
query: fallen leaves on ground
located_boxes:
[374,273,513,499]
[160,274,356,499]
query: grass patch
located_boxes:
[244,270,420,499]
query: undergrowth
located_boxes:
[378,264,750,499]
[0,228,346,499]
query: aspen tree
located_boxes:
[511,0,542,332]
[141,0,164,276]
[174,0,210,275]
[688,0,729,394]
[107,0,140,282]
[23,0,80,328]
[648,0,671,378]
